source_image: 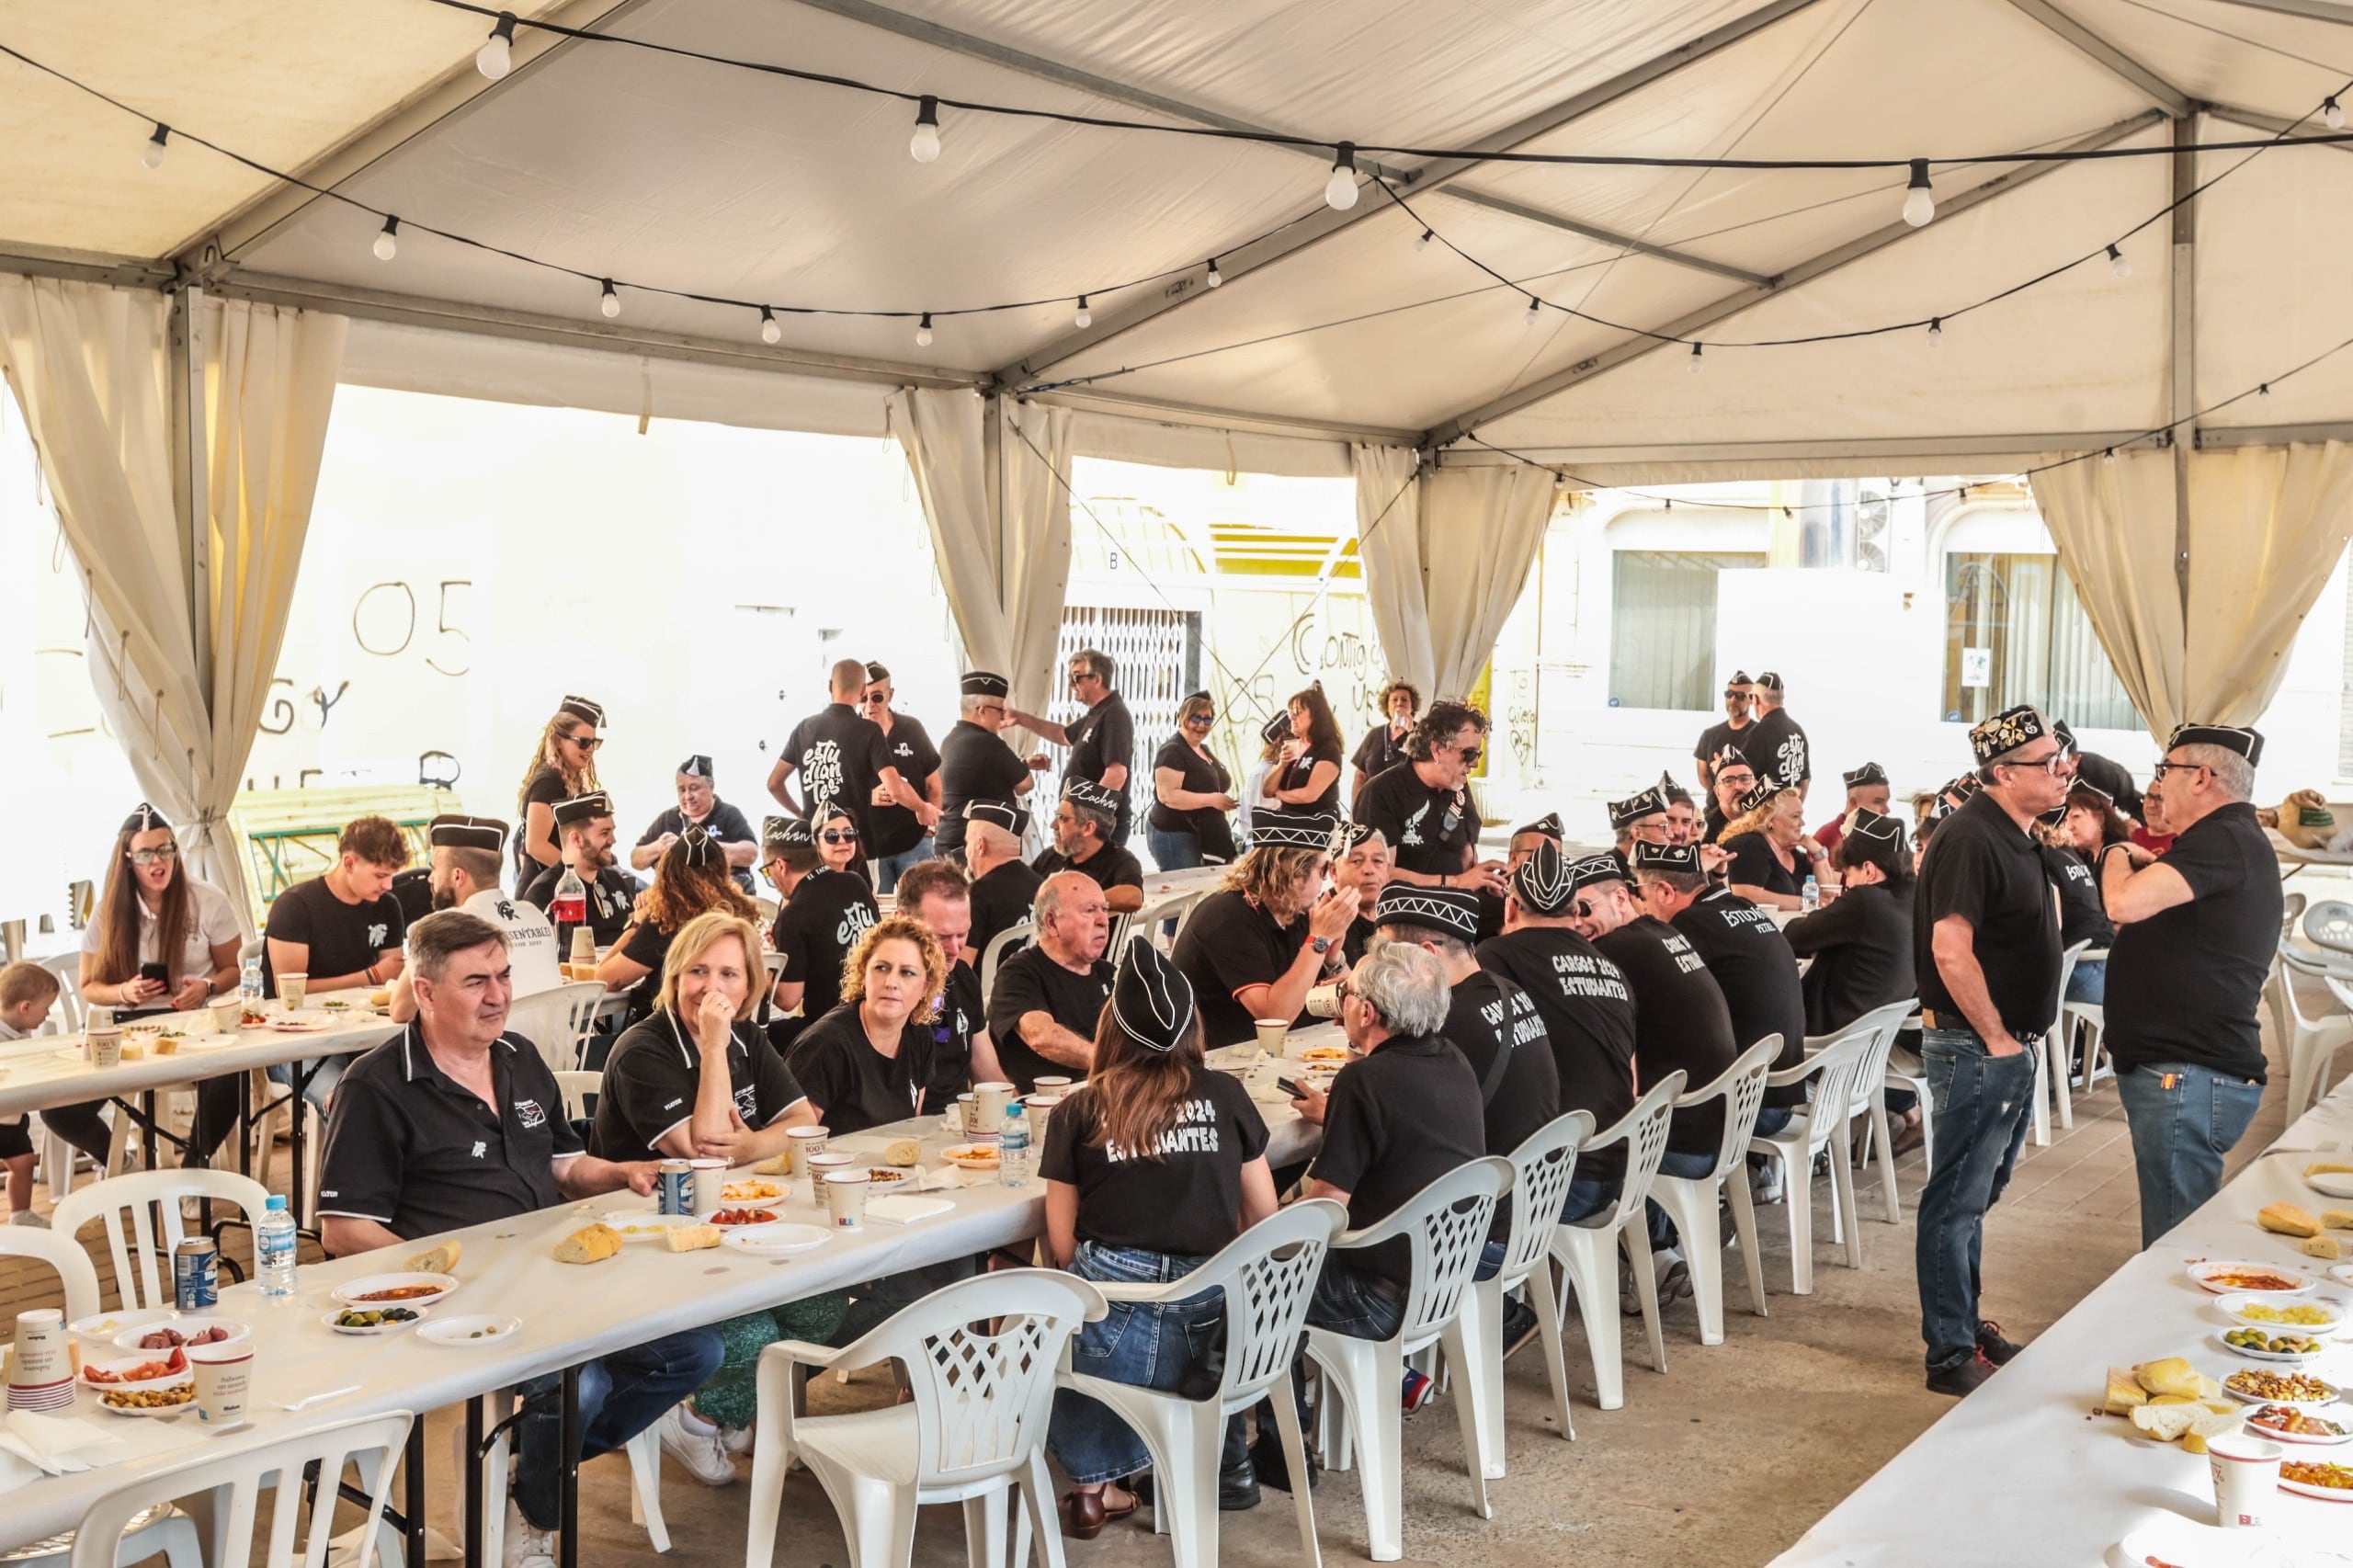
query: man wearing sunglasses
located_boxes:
[1692,671,1756,794]
[1008,648,1135,848]
[1349,700,1507,903]
[858,662,945,894]
[937,671,1034,863]
[1033,780,1144,915]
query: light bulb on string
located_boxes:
[915,312,934,347]
[371,217,399,261]
[1206,256,1222,288]
[1687,342,1703,375]
[476,12,517,79]
[1523,294,1542,328]
[2107,244,2131,280]
[1324,142,1359,210]
[598,279,620,320]
[1927,316,1943,348]
[2328,97,2346,131]
[909,96,941,164]
[142,124,168,169]
[1903,159,1935,227]
[1415,229,1433,252]
[759,307,780,346]
[1074,296,1092,329]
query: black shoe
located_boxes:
[1129,1460,1261,1512]
[1248,1432,1319,1494]
[1926,1349,1996,1397]
[1501,1296,1542,1360]
[1976,1320,2026,1366]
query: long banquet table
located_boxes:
[1770,1075,2353,1564]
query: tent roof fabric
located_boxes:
[8,0,2353,475]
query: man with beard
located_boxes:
[1693,672,1756,794]
[1033,779,1145,914]
[390,815,559,1022]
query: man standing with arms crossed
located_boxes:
[1915,704,2065,1396]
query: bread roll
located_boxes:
[2259,1202,2323,1238]
[552,1223,621,1265]
[369,988,392,1008]
[2104,1367,2149,1415]
[2180,1405,2244,1454]
[2134,1358,2203,1399]
[2302,1233,2345,1261]
[2325,1210,2353,1231]
[884,1139,922,1168]
[406,1240,462,1276]
[752,1153,793,1176]
[2131,1403,2200,1442]
[665,1224,723,1253]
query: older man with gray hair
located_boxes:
[983,869,1113,1091]
[2100,723,2280,1247]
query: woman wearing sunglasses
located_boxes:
[515,696,606,890]
[764,803,881,1044]
[1147,691,1238,871]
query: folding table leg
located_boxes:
[406,1414,429,1568]
[465,1397,487,1568]
[560,1367,582,1568]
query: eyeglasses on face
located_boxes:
[1997,751,2068,776]
[2150,759,2210,782]
[820,828,859,845]
[128,845,179,867]
[564,733,603,751]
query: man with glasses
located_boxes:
[631,756,758,893]
[1914,704,2066,1397]
[1350,699,1506,900]
[1702,748,1758,844]
[858,662,945,894]
[1009,648,1135,847]
[937,671,1035,863]
[1693,672,1756,794]
[768,659,930,853]
[1033,780,1145,915]
[2100,724,2279,1246]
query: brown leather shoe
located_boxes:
[1058,1486,1138,1541]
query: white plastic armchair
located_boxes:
[978,921,1034,1006]
[1822,999,1922,1222]
[1651,1039,1781,1345]
[1463,1109,1593,1470]
[51,1168,271,1311]
[1548,1069,1686,1413]
[744,1267,1107,1568]
[1747,1029,1872,1295]
[2306,898,2353,957]
[507,980,608,1072]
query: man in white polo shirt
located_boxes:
[390,815,561,1021]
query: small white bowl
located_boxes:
[418,1315,520,1346]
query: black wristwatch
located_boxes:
[1310,937,1334,955]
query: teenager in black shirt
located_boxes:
[761,811,880,1033]
[631,756,758,893]
[1692,671,1755,793]
[261,813,412,1126]
[1260,685,1346,817]
[961,802,1043,965]
[514,696,603,892]
[1147,691,1237,869]
[1169,809,1357,1047]
[984,872,1114,1090]
[597,827,761,1027]
[525,792,637,948]
[1042,943,1276,1534]
[1033,780,1145,913]
[1349,700,1505,898]
[787,917,945,1134]
[936,671,1036,862]
[1010,648,1136,846]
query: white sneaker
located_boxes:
[7,1210,49,1228]
[502,1498,555,1568]
[720,1424,753,1456]
[1749,1162,1785,1208]
[657,1404,737,1486]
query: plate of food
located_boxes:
[1296,1044,1352,1065]
[722,1222,830,1256]
[2336,1263,2353,1290]
[2221,1368,2341,1409]
[269,1010,334,1033]
[598,1211,703,1242]
[708,1208,780,1228]
[332,1272,459,1311]
[83,1350,193,1415]
[2245,1403,2353,1446]
[115,1316,246,1353]
[68,1308,178,1341]
[2215,1293,2346,1335]
[418,1314,519,1346]
[943,1145,1001,1172]
[863,1165,915,1187]
[2190,1260,2313,1296]
[2279,1458,2353,1502]
[324,1305,428,1336]
[719,1180,785,1204]
[320,998,353,1012]
[2216,1326,2329,1364]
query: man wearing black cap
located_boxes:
[1745,673,1811,795]
[1506,812,1563,873]
[390,816,560,1021]
[1914,704,2065,1396]
[2101,723,2280,1246]
[524,793,637,949]
[1608,786,1673,865]
[963,802,1044,961]
[937,671,1036,864]
[1631,842,1803,1135]
[1009,648,1136,846]
[632,756,757,893]
[858,663,945,894]
[1034,780,1145,915]
[986,872,1115,1091]
[1703,749,1759,845]
[1815,762,1892,855]
[1694,672,1756,793]
[2053,721,2144,822]
[761,817,879,1029]
[1169,809,1358,1049]
[1660,776,1703,846]
[768,659,933,852]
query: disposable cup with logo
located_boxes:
[10,1309,71,1398]
[972,1082,1014,1137]
[86,1027,122,1071]
[804,1152,854,1205]
[1023,1094,1065,1149]
[1032,1075,1074,1096]
[784,1125,829,1179]
[1305,983,1342,1019]
[823,1170,870,1230]
[188,1342,254,1426]
[946,1096,973,1136]
[278,974,308,1010]
[689,1159,727,1219]
[1253,1018,1290,1054]
[2207,1431,2284,1528]
[209,995,244,1033]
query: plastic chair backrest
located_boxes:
[1183,1199,1347,1406]
[0,1223,103,1323]
[2052,939,2088,1019]
[554,1070,603,1125]
[508,981,606,1072]
[237,936,266,967]
[979,921,1034,1004]
[2295,956,2344,1030]
[69,1410,414,1568]
[1799,1032,1874,1153]
[845,1267,1104,1490]
[1498,1110,1595,1282]
[1584,1069,1690,1233]
[2283,890,2308,944]
[1836,1000,1921,1119]
[1334,1155,1512,1347]
[2308,900,2353,955]
[51,1169,273,1311]
[1681,1038,1782,1181]
[36,953,85,1035]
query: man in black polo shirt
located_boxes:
[1033,779,1144,914]
[984,871,1113,1091]
[935,671,1035,863]
[1633,842,1803,1131]
[767,658,930,848]
[892,858,1006,1103]
[1351,699,1505,901]
[1010,647,1136,846]
[2100,723,2280,1246]
[761,817,879,1027]
[1693,671,1756,794]
[317,911,721,1562]
[631,756,757,893]
[1745,672,1811,796]
[524,793,637,949]
[1913,704,2064,1396]
[963,802,1043,963]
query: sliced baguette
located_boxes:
[2103,1367,2148,1415]
[2131,1403,2200,1442]
[405,1240,462,1277]
[2259,1201,2324,1239]
[2302,1233,2345,1261]
[552,1223,621,1265]
[664,1224,723,1254]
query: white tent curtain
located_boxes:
[1351,443,1430,696]
[2032,443,2353,735]
[0,278,345,927]
[886,389,1073,722]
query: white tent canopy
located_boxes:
[7,0,2353,736]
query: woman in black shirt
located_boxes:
[1147,692,1238,870]
[515,697,604,889]
[2044,782,2127,1005]
[1260,685,1346,816]
[597,827,761,1025]
[1719,782,1827,910]
[786,916,946,1134]
[1042,942,1275,1539]
[1785,812,1924,1143]
[1348,680,1419,803]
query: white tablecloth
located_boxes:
[1770,1081,2353,1565]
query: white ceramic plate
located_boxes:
[113,1316,248,1354]
[418,1315,520,1346]
[597,1211,700,1242]
[717,1180,789,1205]
[2221,1369,2342,1410]
[67,1308,177,1340]
[2213,1328,2328,1366]
[2335,1263,2353,1290]
[331,1272,459,1311]
[2279,1463,2353,1502]
[171,1032,243,1050]
[2307,1170,2353,1199]
[721,1223,830,1256]
[2245,1407,2353,1446]
[2216,1292,2347,1335]
[322,1307,431,1336]
[2190,1260,2314,1296]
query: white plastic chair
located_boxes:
[1746,1029,1872,1295]
[978,921,1034,1007]
[2034,941,2090,1142]
[472,1387,673,1561]
[36,953,87,1033]
[1461,1110,1592,1472]
[744,1267,1107,1568]
[2062,948,2109,1093]
[1548,1070,1685,1413]
[51,1168,271,1309]
[1651,1040,1780,1345]
[508,980,608,1073]
[1826,1000,1923,1223]
[2306,898,2353,956]
[1307,1155,1513,1562]
[66,1411,412,1568]
[1038,1200,1347,1568]
[2278,946,2353,1119]
[553,1070,602,1125]
[1880,1026,1935,1175]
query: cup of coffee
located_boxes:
[784,1125,830,1179]
[85,1027,122,1071]
[188,1342,254,1426]
[2208,1431,2285,1528]
[972,1081,1014,1137]
[947,1096,974,1136]
[805,1152,854,1204]
[1305,983,1341,1019]
[279,973,308,1010]
[209,995,244,1033]
[1032,1075,1074,1096]
[822,1170,870,1229]
[689,1158,728,1219]
[1254,1018,1290,1054]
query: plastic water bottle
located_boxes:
[1801,876,1820,914]
[998,1102,1030,1188]
[240,956,263,1008]
[256,1195,298,1298]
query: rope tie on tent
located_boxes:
[150,688,164,761]
[114,628,128,700]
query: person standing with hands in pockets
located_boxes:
[1913,705,2065,1398]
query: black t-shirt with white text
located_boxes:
[782,703,895,837]
[1352,761,1478,879]
[1478,926,1635,1184]
[1040,1065,1270,1257]
[937,720,1031,859]
[770,869,880,1022]
[262,875,406,996]
[1168,888,1309,1048]
[984,945,1113,1092]
[786,1002,938,1133]
[2044,843,2115,950]
[1914,790,2060,1039]
[969,860,1044,963]
[1745,708,1811,789]
[1064,694,1137,831]
[1593,915,1740,1155]
[1307,1035,1484,1287]
[2106,802,2279,1082]
[1441,970,1559,1234]
[591,1011,806,1164]
[1273,740,1345,816]
[867,715,943,859]
[1672,889,1808,1106]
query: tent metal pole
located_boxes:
[2205,105,2353,155]
[2171,115,2197,617]
[2202,0,2353,25]
[1996,1,2193,117]
[2197,421,2353,446]
[169,287,211,699]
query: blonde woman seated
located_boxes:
[1718,778,1831,911]
[785,915,948,1135]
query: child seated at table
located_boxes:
[0,960,64,1227]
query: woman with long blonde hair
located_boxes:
[1718,780,1828,910]
[1168,808,1358,1047]
[514,697,605,887]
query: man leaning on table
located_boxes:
[2098,723,2281,1248]
[1914,704,2065,1397]
[317,909,722,1568]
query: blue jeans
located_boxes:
[513,1328,724,1529]
[1148,828,1204,874]
[267,1055,346,1115]
[1475,1176,1621,1282]
[1260,1260,1407,1436]
[870,838,936,895]
[2115,1062,2264,1248]
[1050,1243,1244,1486]
[1915,1026,2039,1374]
[1646,1150,1721,1251]
[2065,959,2107,1006]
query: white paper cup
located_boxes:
[1305,983,1341,1019]
[209,996,244,1033]
[86,1028,122,1071]
[2208,1431,2284,1528]
[1032,1075,1074,1095]
[278,974,308,1010]
[784,1125,830,1179]
[689,1158,728,1219]
[946,1096,973,1136]
[10,1310,67,1386]
[822,1170,870,1229]
[972,1081,1014,1137]
[1254,1018,1290,1054]
[188,1342,254,1426]
[805,1152,854,1205]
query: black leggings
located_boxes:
[40,1076,243,1169]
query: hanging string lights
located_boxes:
[142,123,167,169]
[1903,160,1936,227]
[1324,143,1360,210]
[372,216,400,261]
[474,10,517,79]
[909,96,942,164]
